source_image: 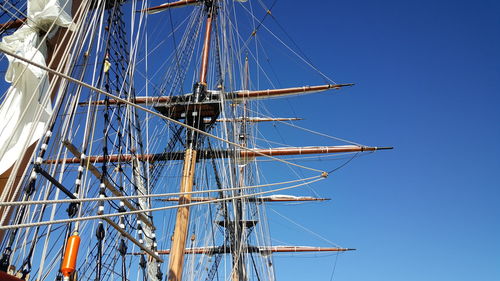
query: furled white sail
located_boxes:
[0,0,73,174]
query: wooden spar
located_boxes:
[45,152,183,164]
[216,117,302,123]
[258,246,355,254]
[230,83,353,100]
[101,217,164,263]
[45,145,393,164]
[157,196,330,202]
[255,195,330,201]
[139,0,200,14]
[199,11,213,84]
[0,18,26,32]
[131,246,354,255]
[80,96,171,105]
[239,145,393,158]
[81,83,353,105]
[167,149,197,281]
[80,96,172,105]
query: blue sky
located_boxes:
[259,0,500,280]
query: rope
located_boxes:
[239,3,336,84]
[270,208,341,247]
[243,107,365,146]
[0,45,327,175]
[0,175,322,206]
[0,177,325,230]
[0,0,93,228]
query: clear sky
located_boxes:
[259,0,500,281]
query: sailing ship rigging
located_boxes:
[0,0,392,281]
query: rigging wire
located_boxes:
[238,3,336,84]
[241,101,365,147]
[0,176,326,230]
[269,208,341,248]
[0,175,323,207]
[0,0,91,226]
[0,1,369,279]
[329,252,340,281]
[0,45,331,175]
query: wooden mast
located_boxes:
[230,56,250,281]
[167,2,214,281]
[167,147,197,281]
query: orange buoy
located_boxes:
[61,232,80,279]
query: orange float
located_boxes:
[61,232,80,279]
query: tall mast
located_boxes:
[168,2,216,281]
[229,56,250,281]
[0,0,397,280]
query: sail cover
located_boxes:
[0,0,73,174]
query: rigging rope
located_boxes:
[0,46,329,175]
[0,176,325,230]
[0,175,322,207]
